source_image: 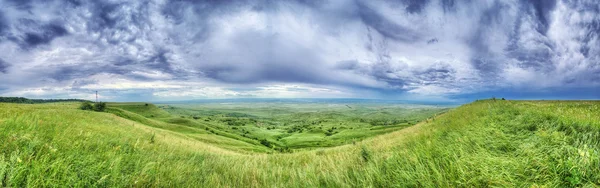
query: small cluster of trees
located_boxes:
[325,127,338,136]
[259,139,292,153]
[287,124,309,133]
[80,102,107,112]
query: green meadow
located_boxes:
[1,99,599,187]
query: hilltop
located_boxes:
[0,100,598,187]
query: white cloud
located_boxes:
[0,0,598,101]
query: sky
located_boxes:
[0,0,599,102]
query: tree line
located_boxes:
[0,97,89,104]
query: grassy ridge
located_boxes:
[106,104,271,152]
[105,105,271,153]
[1,100,599,187]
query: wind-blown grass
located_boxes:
[0,100,599,187]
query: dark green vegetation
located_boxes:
[0,100,599,187]
[0,97,88,104]
[80,102,107,112]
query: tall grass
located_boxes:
[0,100,599,187]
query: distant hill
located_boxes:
[0,96,89,104]
[154,98,462,106]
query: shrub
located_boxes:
[276,147,291,153]
[361,146,371,162]
[80,102,107,112]
[79,102,93,110]
[93,102,106,112]
[150,133,155,144]
[260,139,272,148]
[316,150,325,155]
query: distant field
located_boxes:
[0,100,599,187]
[157,102,449,150]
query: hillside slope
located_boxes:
[0,100,599,187]
[106,103,272,152]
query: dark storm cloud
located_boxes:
[71,79,98,88]
[161,0,250,34]
[333,60,409,88]
[492,0,558,73]
[145,50,171,72]
[465,0,560,78]
[333,59,458,91]
[440,0,457,13]
[48,64,128,82]
[47,55,184,82]
[4,0,35,10]
[84,1,153,46]
[0,11,7,36]
[566,0,600,59]
[22,23,69,47]
[0,14,70,48]
[402,0,430,14]
[90,2,125,30]
[467,1,509,75]
[0,58,9,74]
[357,2,421,43]
[414,63,456,83]
[527,0,557,35]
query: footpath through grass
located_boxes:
[0,100,599,187]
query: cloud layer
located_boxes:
[0,0,598,102]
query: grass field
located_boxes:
[1,100,599,187]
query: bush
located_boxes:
[93,102,107,112]
[79,102,93,110]
[361,146,371,162]
[260,139,272,148]
[80,102,107,112]
[276,146,291,153]
[150,133,155,144]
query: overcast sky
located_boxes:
[0,0,598,102]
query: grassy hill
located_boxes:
[0,100,599,187]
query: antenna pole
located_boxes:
[96,91,98,103]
